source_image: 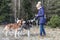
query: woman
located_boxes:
[35,1,46,36]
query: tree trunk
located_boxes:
[11,0,17,22]
[17,0,20,18]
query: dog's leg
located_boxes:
[20,27,23,35]
[19,27,23,35]
[27,29,30,37]
[5,28,9,36]
[2,26,8,33]
[5,30,9,36]
[6,29,9,36]
[17,31,20,37]
[15,29,18,38]
[20,30,23,36]
[3,26,9,36]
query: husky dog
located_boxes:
[21,20,34,37]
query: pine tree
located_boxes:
[44,0,60,17]
[0,0,12,23]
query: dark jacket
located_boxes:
[35,7,46,24]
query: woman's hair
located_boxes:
[36,1,41,7]
[37,1,41,5]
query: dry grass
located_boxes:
[0,25,60,40]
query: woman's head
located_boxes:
[36,1,42,9]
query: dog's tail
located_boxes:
[2,25,9,33]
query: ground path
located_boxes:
[0,25,60,40]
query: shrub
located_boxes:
[0,15,5,23]
[47,15,60,28]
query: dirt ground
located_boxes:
[0,25,60,40]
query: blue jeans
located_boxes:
[40,24,46,36]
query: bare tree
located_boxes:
[17,0,20,18]
[11,0,21,22]
[11,0,17,22]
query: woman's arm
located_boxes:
[35,8,44,19]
